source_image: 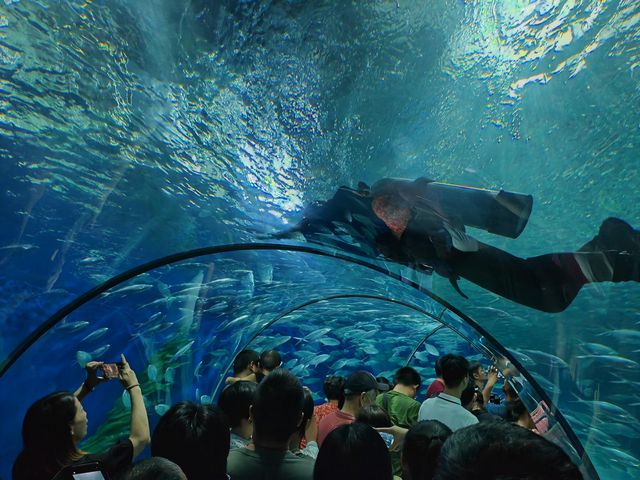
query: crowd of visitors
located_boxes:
[13,348,583,480]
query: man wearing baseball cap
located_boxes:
[317,371,389,447]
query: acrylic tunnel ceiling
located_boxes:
[1,1,640,479]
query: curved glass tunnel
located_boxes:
[1,1,640,479]
[0,244,600,479]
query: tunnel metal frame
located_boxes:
[0,241,599,478]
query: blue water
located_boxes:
[1,1,640,478]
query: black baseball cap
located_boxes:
[344,371,390,395]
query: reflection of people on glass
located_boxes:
[278,177,639,313]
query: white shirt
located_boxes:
[418,392,479,431]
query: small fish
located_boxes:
[164,367,175,384]
[90,344,111,359]
[121,390,131,410]
[310,354,331,367]
[106,283,154,296]
[330,359,348,370]
[598,329,640,344]
[141,322,173,335]
[363,346,379,355]
[576,355,639,369]
[220,314,250,331]
[424,344,440,356]
[284,358,299,369]
[301,328,332,343]
[204,302,228,313]
[208,278,238,286]
[76,350,92,366]
[194,360,204,379]
[0,243,38,251]
[155,404,170,416]
[56,321,90,333]
[81,327,109,343]
[79,255,102,264]
[579,342,618,356]
[291,364,309,376]
[414,351,430,363]
[265,336,292,349]
[320,338,340,346]
[171,341,195,362]
[157,281,171,298]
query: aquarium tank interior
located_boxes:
[1,1,640,479]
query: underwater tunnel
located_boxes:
[1,1,640,479]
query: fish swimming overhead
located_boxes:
[81,327,109,343]
[56,320,90,333]
[170,341,195,362]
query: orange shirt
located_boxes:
[317,409,355,447]
[314,402,339,427]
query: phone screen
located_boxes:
[73,472,106,480]
[101,363,119,379]
[379,431,394,448]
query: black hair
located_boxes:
[314,423,393,480]
[151,402,230,480]
[505,398,528,423]
[394,366,422,387]
[296,386,315,437]
[323,376,345,401]
[252,368,304,443]
[13,391,81,480]
[260,349,282,371]
[468,361,483,378]
[376,376,392,388]
[433,422,583,480]
[402,420,452,480]
[460,385,477,409]
[439,354,469,389]
[218,381,257,428]
[355,404,392,428]
[124,457,185,480]
[233,349,259,376]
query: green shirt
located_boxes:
[227,447,314,480]
[376,390,420,428]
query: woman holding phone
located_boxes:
[12,354,150,480]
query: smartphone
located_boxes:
[53,462,110,480]
[379,431,394,448]
[101,363,120,379]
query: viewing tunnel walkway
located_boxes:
[0,243,599,479]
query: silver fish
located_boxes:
[57,321,90,333]
[155,404,170,416]
[90,345,111,359]
[81,328,109,343]
[76,350,92,366]
[170,341,195,362]
[310,354,331,367]
[106,283,154,296]
[301,328,332,343]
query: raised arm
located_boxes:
[483,366,499,405]
[118,354,150,457]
